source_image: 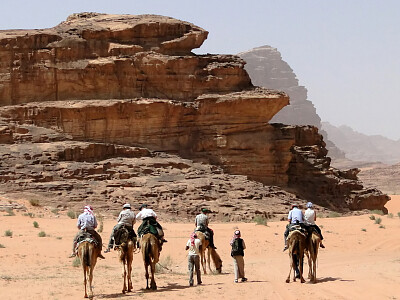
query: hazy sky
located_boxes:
[1,0,399,140]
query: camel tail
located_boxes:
[209,247,222,272]
[82,243,91,267]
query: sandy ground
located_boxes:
[1,196,400,300]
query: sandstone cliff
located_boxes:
[0,13,389,217]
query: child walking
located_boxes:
[230,230,247,283]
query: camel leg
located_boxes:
[286,254,293,283]
[88,266,94,299]
[299,254,305,283]
[127,255,133,292]
[150,261,157,290]
[306,250,312,279]
[200,251,207,274]
[207,248,212,273]
[122,261,127,294]
[145,263,150,290]
[83,265,88,298]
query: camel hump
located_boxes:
[288,229,307,239]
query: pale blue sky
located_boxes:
[1,0,399,140]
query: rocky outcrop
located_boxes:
[0,13,250,105]
[0,13,389,215]
[238,45,345,159]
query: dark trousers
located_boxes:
[107,224,134,249]
[188,255,201,285]
[309,224,324,240]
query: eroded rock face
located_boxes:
[0,13,389,214]
[0,13,250,105]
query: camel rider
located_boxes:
[70,205,105,259]
[136,204,167,244]
[304,202,325,248]
[283,203,305,252]
[104,203,137,253]
[195,208,217,249]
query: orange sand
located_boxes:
[1,195,399,299]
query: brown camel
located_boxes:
[305,231,321,283]
[77,241,99,299]
[195,231,223,274]
[285,230,306,283]
[118,239,135,293]
[141,233,160,290]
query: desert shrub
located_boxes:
[67,210,76,219]
[361,228,367,232]
[5,208,15,216]
[24,212,35,218]
[253,215,268,226]
[29,199,40,207]
[33,221,39,228]
[327,212,341,218]
[56,236,62,240]
[0,244,5,248]
[369,215,376,220]
[374,217,382,225]
[51,208,59,215]
[38,231,47,237]
[4,230,13,237]
[387,213,394,218]
[72,257,81,267]
[379,225,386,229]
[156,255,173,273]
[370,209,384,215]
[397,212,400,218]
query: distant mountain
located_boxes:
[239,46,345,159]
[321,122,400,165]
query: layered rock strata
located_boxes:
[0,13,389,214]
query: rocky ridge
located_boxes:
[0,13,389,218]
[239,45,345,159]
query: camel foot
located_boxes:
[122,290,126,294]
[146,286,150,290]
[301,277,305,283]
[285,278,290,283]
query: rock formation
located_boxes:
[238,45,345,159]
[0,13,389,217]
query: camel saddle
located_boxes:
[75,231,98,250]
[287,224,308,237]
[114,225,136,246]
[195,225,210,240]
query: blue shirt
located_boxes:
[77,212,97,230]
[288,207,304,224]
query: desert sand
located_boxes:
[1,196,400,300]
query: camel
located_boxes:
[141,233,160,290]
[77,241,99,299]
[195,231,223,274]
[285,230,306,283]
[305,230,321,283]
[117,239,135,293]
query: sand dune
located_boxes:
[1,196,399,299]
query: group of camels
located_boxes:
[75,229,222,299]
[75,226,318,298]
[285,227,321,284]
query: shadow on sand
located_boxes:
[311,277,354,284]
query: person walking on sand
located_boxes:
[230,230,247,283]
[185,232,202,286]
[304,202,325,248]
